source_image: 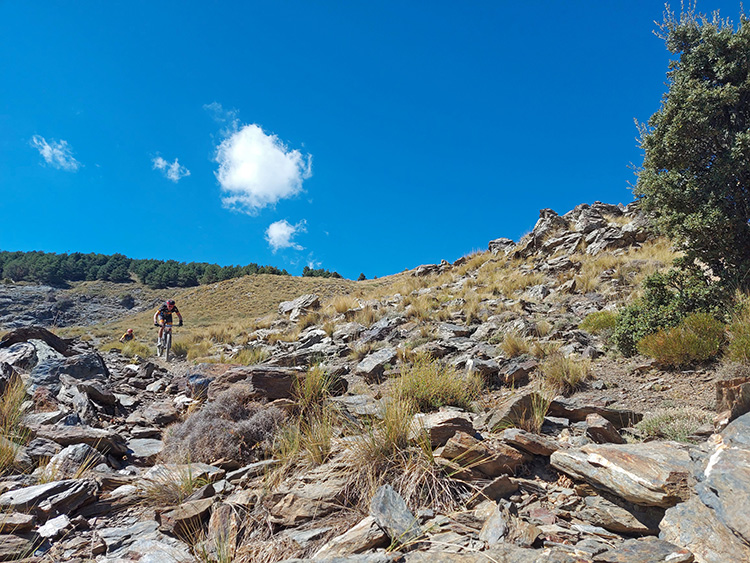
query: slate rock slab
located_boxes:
[29,425,128,456]
[313,516,388,559]
[355,348,397,382]
[0,478,98,517]
[29,351,109,393]
[660,495,750,563]
[548,398,642,428]
[411,411,474,448]
[370,484,421,545]
[550,442,693,507]
[594,536,693,562]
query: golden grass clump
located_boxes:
[540,353,591,395]
[327,294,360,315]
[580,310,618,335]
[395,355,482,412]
[0,377,29,475]
[637,312,725,368]
[726,296,750,363]
[100,339,152,358]
[187,339,213,361]
[353,306,379,328]
[499,332,530,357]
[296,311,322,330]
[233,347,270,365]
[139,465,210,506]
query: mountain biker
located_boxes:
[154,299,183,341]
[119,328,135,343]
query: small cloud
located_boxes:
[30,135,81,171]
[152,156,190,182]
[266,219,306,252]
[204,102,238,125]
[215,124,312,214]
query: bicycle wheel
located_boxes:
[156,333,163,357]
[165,331,172,362]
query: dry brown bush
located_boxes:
[161,386,285,464]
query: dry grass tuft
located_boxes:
[540,353,591,395]
[395,355,482,412]
[636,407,713,442]
[161,386,285,464]
[499,332,530,357]
[637,313,725,368]
[233,347,270,365]
[140,464,210,506]
[0,377,29,475]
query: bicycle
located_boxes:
[156,323,174,361]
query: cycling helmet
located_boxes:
[166,299,176,306]
[127,328,133,334]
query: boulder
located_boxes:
[0,533,41,561]
[715,376,750,424]
[578,494,662,535]
[480,391,545,432]
[279,294,320,319]
[0,326,77,357]
[0,343,36,371]
[43,443,104,480]
[158,497,213,538]
[127,438,164,465]
[551,442,694,507]
[0,513,35,534]
[488,238,515,255]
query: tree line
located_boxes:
[0,250,291,288]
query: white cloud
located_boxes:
[204,102,239,125]
[30,135,81,171]
[215,124,312,214]
[266,219,306,252]
[152,156,191,182]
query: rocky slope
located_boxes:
[0,201,747,562]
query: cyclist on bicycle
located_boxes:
[154,299,183,341]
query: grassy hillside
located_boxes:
[59,272,403,347]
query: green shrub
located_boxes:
[580,311,617,335]
[613,268,728,356]
[637,312,725,367]
[395,355,482,412]
[636,407,712,442]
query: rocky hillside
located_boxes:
[0,201,747,562]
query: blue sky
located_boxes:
[0,1,744,279]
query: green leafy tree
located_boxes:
[636,7,750,288]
